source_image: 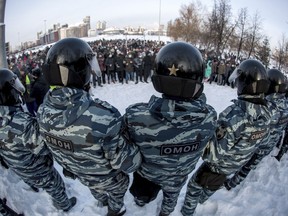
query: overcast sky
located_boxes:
[4,0,288,49]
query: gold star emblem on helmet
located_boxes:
[168,64,179,76]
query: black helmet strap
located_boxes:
[152,74,203,100]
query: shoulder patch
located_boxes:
[249,130,266,141]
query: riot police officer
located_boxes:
[0,68,76,213]
[225,68,288,190]
[181,59,272,215]
[124,41,217,216]
[37,38,141,216]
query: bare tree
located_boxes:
[167,1,204,45]
[0,0,7,68]
[255,37,271,68]
[272,34,288,72]
[201,4,218,51]
[235,8,248,59]
[246,11,263,58]
[205,0,233,55]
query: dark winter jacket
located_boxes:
[30,76,49,107]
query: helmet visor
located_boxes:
[228,68,241,84]
[11,74,25,94]
[88,54,101,77]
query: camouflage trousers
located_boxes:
[77,172,129,212]
[181,176,216,216]
[225,151,267,190]
[159,176,188,215]
[23,166,72,210]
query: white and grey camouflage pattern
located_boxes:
[257,93,288,154]
[181,94,273,216]
[203,94,272,175]
[37,87,141,212]
[124,93,217,215]
[0,105,72,211]
[226,92,288,189]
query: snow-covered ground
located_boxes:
[1,81,287,216]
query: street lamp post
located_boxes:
[158,0,161,42]
[0,0,7,68]
[44,19,47,44]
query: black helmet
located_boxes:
[152,41,204,100]
[42,37,100,91]
[266,68,287,94]
[228,59,269,95]
[0,68,25,106]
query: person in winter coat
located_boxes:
[142,51,153,83]
[124,42,217,216]
[30,67,49,111]
[204,60,212,81]
[37,38,142,216]
[125,53,135,84]
[115,52,126,84]
[224,68,288,190]
[0,68,76,213]
[217,60,226,85]
[105,53,116,84]
[97,53,107,84]
[209,58,218,84]
[181,59,272,216]
[134,52,143,84]
[19,65,37,116]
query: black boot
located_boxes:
[30,185,39,192]
[63,197,77,212]
[275,148,287,162]
[0,157,9,169]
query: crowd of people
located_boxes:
[0,37,288,216]
[6,38,240,96]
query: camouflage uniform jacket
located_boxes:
[256,93,288,155]
[37,87,141,179]
[0,105,51,178]
[203,95,272,175]
[124,93,217,184]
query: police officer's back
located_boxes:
[0,68,76,213]
[124,42,217,216]
[181,59,272,216]
[224,68,288,190]
[37,38,141,216]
